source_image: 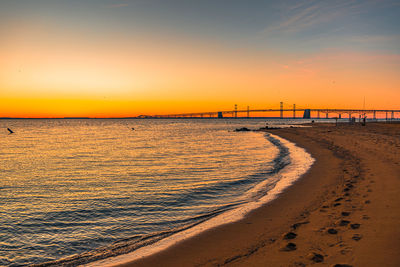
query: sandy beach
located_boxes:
[116,122,400,267]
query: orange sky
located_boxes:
[1,1,399,118]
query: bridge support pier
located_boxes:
[326,113,329,119]
[303,109,311,119]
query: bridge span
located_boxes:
[148,107,400,120]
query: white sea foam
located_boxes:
[83,133,315,267]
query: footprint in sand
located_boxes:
[281,242,297,251]
[338,220,350,226]
[346,183,354,189]
[327,228,338,234]
[291,221,309,230]
[308,252,324,263]
[352,234,362,241]
[283,232,297,240]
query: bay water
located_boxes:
[0,119,312,266]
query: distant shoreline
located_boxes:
[2,117,399,121]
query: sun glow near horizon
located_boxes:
[1,0,399,118]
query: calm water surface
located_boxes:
[0,119,298,266]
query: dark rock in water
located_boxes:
[282,242,297,251]
[339,220,350,226]
[333,203,341,207]
[352,234,362,241]
[235,127,251,132]
[334,197,344,202]
[309,253,324,263]
[341,211,350,216]
[333,264,353,267]
[350,223,360,229]
[327,228,338,234]
[283,232,297,240]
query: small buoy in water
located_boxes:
[7,128,14,134]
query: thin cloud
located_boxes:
[349,34,400,44]
[261,0,373,35]
[108,3,130,8]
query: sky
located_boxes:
[1,0,399,117]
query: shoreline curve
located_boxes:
[112,122,400,267]
[82,133,315,267]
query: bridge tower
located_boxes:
[280,102,283,119]
[234,104,238,118]
[247,106,250,118]
[293,104,296,119]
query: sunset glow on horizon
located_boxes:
[1,0,399,118]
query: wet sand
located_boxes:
[117,122,400,267]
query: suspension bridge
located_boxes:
[142,102,400,120]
